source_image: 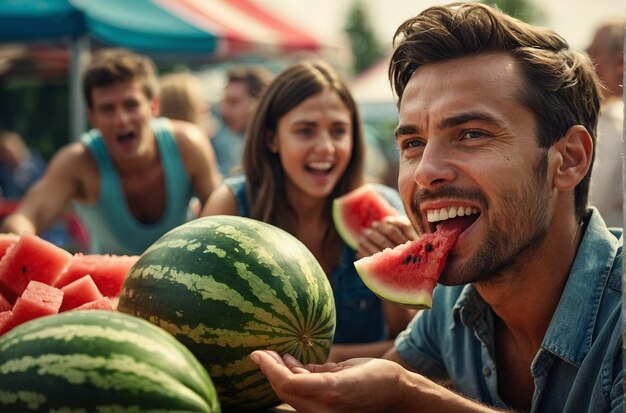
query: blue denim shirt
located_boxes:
[395,208,623,412]
[224,175,405,344]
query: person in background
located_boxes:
[159,71,216,139]
[202,60,418,361]
[211,65,273,176]
[160,70,220,217]
[0,48,221,255]
[250,3,622,412]
[0,130,46,199]
[586,17,625,228]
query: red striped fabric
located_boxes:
[153,0,319,56]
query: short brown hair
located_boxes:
[83,48,159,109]
[389,2,602,220]
[159,71,205,125]
[226,66,273,99]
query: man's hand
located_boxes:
[250,350,410,413]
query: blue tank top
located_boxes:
[72,118,193,255]
[224,174,405,344]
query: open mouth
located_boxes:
[426,205,480,234]
[116,131,136,144]
[305,161,333,175]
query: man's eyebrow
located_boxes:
[394,124,420,140]
[394,112,504,140]
[437,112,504,129]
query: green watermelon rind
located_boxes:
[0,310,221,412]
[117,215,336,412]
[332,184,399,250]
[354,257,435,309]
[332,201,360,250]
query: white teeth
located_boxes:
[308,161,332,170]
[427,206,480,223]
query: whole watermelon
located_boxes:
[117,215,336,411]
[0,310,220,412]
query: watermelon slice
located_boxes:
[333,184,400,249]
[354,225,460,309]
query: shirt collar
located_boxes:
[541,208,621,365]
[451,208,621,365]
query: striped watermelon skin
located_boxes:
[0,310,220,412]
[117,216,336,411]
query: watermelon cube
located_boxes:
[108,296,119,310]
[0,233,19,259]
[0,292,11,312]
[59,274,103,312]
[0,232,72,297]
[54,253,139,297]
[0,310,12,335]
[8,281,63,333]
[72,296,114,311]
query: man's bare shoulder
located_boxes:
[169,119,207,149]
[48,141,97,175]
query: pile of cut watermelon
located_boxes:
[0,232,138,336]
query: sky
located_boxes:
[263,0,625,53]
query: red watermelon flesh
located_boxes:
[333,184,400,250]
[7,280,64,334]
[0,232,72,298]
[0,310,12,335]
[72,296,114,311]
[53,253,139,297]
[59,274,103,312]
[354,224,461,309]
[0,233,19,259]
[0,292,10,312]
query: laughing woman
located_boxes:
[201,60,417,361]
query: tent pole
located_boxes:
[69,35,90,141]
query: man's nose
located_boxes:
[413,141,456,189]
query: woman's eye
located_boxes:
[332,127,348,138]
[296,128,314,137]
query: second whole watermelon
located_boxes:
[117,215,336,412]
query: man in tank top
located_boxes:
[1,49,221,255]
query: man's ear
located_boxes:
[552,125,593,191]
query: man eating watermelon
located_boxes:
[250,3,623,413]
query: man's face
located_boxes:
[219,80,257,134]
[88,79,158,161]
[396,53,556,285]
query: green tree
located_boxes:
[344,0,383,75]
